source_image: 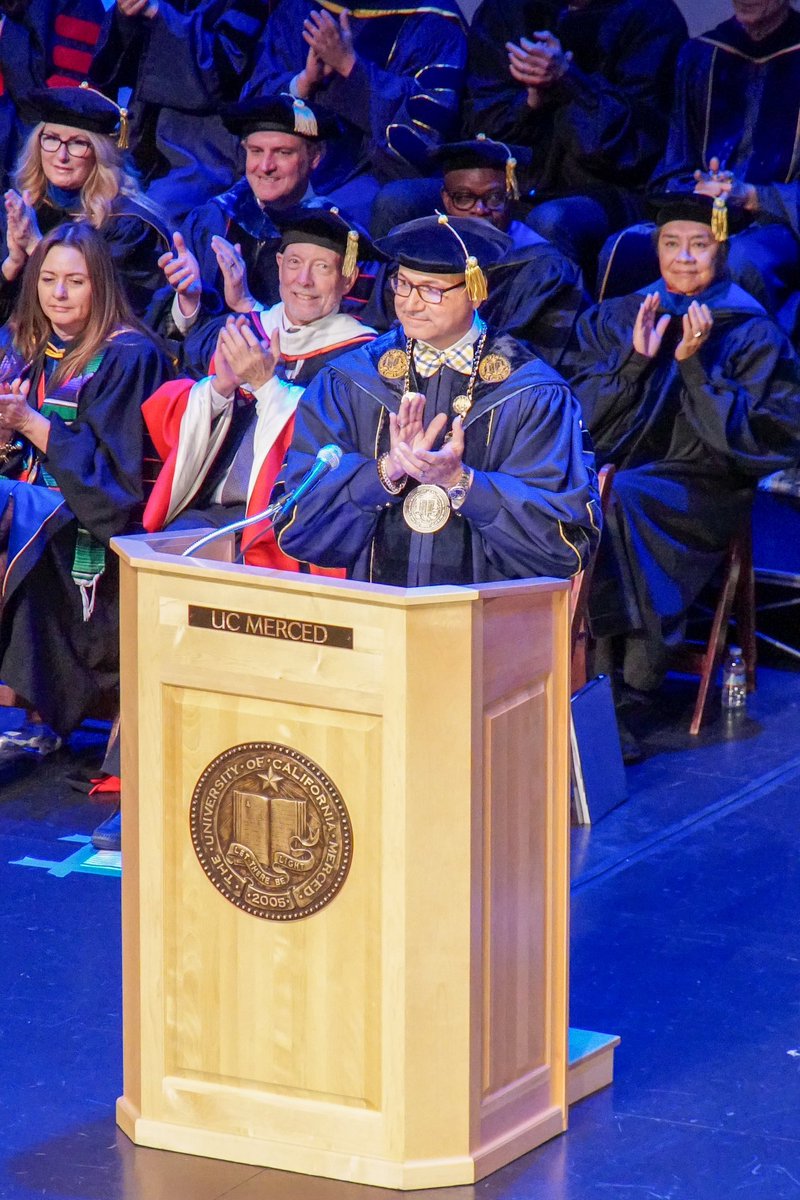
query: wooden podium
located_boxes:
[113,532,574,1189]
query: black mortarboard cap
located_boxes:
[430,135,531,198]
[648,190,752,242]
[222,93,331,141]
[272,203,383,275]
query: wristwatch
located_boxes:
[447,467,473,511]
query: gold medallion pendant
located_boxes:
[478,353,511,383]
[378,348,408,379]
[452,394,472,417]
[403,484,451,533]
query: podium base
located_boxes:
[116,1096,568,1190]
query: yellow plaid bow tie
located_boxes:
[413,342,474,378]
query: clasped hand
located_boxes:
[213,315,279,397]
[506,31,572,103]
[693,156,757,211]
[385,392,464,488]
[633,292,713,361]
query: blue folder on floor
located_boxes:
[570,674,628,824]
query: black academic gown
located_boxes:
[462,0,687,227]
[0,191,171,322]
[650,12,800,235]
[357,237,588,370]
[566,281,800,688]
[277,325,600,586]
[243,0,466,190]
[0,329,170,733]
[89,0,268,219]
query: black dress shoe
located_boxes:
[91,804,121,852]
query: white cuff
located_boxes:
[171,290,200,334]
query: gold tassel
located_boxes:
[711,195,728,243]
[505,155,519,201]
[464,255,489,304]
[342,229,359,277]
[436,211,489,304]
[292,97,318,137]
[117,108,129,150]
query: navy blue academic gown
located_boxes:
[277,326,600,586]
[89,0,268,220]
[566,281,800,689]
[243,0,466,192]
[462,0,687,228]
[651,12,800,235]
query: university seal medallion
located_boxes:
[190,743,353,920]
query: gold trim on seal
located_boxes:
[378,348,409,379]
[478,353,511,383]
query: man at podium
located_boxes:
[277,214,600,585]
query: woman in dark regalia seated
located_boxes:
[0,221,170,761]
[565,193,800,730]
[0,85,171,322]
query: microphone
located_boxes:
[180,443,342,559]
[272,443,342,519]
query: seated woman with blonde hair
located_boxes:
[0,220,170,761]
[0,85,170,321]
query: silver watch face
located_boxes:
[448,485,467,506]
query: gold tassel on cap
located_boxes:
[117,107,129,150]
[342,229,359,277]
[79,81,129,149]
[291,96,318,137]
[505,154,519,201]
[711,195,728,242]
[436,212,489,305]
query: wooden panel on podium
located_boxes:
[113,533,572,1190]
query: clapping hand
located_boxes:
[216,315,279,393]
[3,189,40,281]
[211,235,254,313]
[158,231,201,317]
[507,31,572,106]
[693,156,757,211]
[675,301,713,361]
[386,392,464,487]
[295,44,334,98]
[633,293,671,358]
[302,8,356,78]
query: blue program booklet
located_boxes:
[570,674,628,825]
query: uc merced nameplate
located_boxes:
[190,743,353,920]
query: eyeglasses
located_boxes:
[444,188,508,213]
[39,132,94,159]
[389,275,466,305]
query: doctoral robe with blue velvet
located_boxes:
[462,0,687,227]
[565,281,800,688]
[89,0,268,219]
[651,12,800,236]
[243,0,466,191]
[277,325,600,587]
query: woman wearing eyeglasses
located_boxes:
[277,213,600,587]
[0,85,170,323]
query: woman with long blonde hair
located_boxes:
[0,221,169,765]
[0,85,170,321]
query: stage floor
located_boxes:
[1,666,799,1200]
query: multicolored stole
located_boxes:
[36,343,107,619]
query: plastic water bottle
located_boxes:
[721,645,747,710]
